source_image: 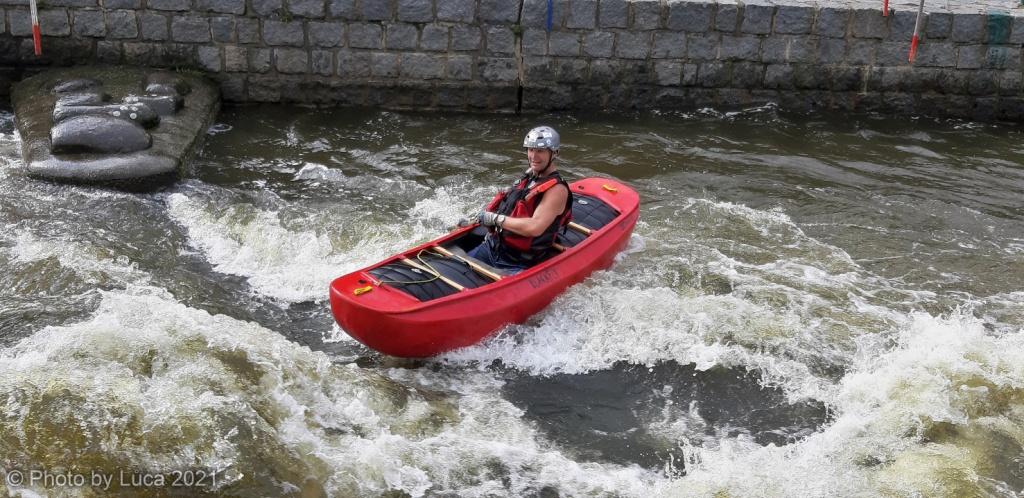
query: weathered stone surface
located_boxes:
[731,62,762,88]
[616,31,650,59]
[51,114,150,153]
[715,2,739,32]
[197,45,221,71]
[123,42,164,65]
[956,45,985,69]
[741,4,773,34]
[289,0,325,18]
[386,23,417,49]
[583,31,614,57]
[224,45,246,71]
[146,73,191,95]
[916,42,956,67]
[251,0,281,16]
[52,78,100,94]
[195,0,243,14]
[172,16,210,42]
[451,25,481,51]
[249,48,271,72]
[652,31,685,58]
[328,0,356,18]
[236,18,259,43]
[666,0,710,32]
[687,34,718,60]
[211,17,235,42]
[522,0,563,28]
[720,35,759,61]
[56,92,109,106]
[875,41,906,66]
[1010,15,1024,44]
[760,37,787,63]
[698,61,729,87]
[818,38,845,64]
[599,0,627,28]
[363,0,392,20]
[123,93,183,115]
[275,48,308,73]
[655,60,681,85]
[54,102,159,128]
[788,37,817,63]
[398,0,432,22]
[927,12,952,39]
[764,63,794,89]
[148,0,191,11]
[987,46,1020,69]
[951,13,985,43]
[478,57,517,82]
[988,13,1013,45]
[632,0,662,30]
[486,26,515,55]
[401,53,445,79]
[263,20,304,46]
[28,9,71,36]
[448,54,473,80]
[106,10,138,39]
[523,29,547,56]
[479,0,518,23]
[814,7,849,38]
[846,39,875,65]
[372,52,399,77]
[97,41,123,63]
[337,49,371,77]
[852,8,887,38]
[438,0,475,22]
[102,0,141,8]
[886,10,917,41]
[73,10,106,37]
[421,24,448,51]
[549,32,579,56]
[567,0,596,29]
[774,5,812,34]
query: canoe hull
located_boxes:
[329,178,639,358]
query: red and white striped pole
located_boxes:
[883,0,889,16]
[29,0,42,56]
[908,0,925,63]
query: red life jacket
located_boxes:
[484,171,573,265]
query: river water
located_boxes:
[0,104,1022,497]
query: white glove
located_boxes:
[478,211,506,228]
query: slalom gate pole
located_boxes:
[29,0,41,55]
[908,0,926,63]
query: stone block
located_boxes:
[951,13,984,43]
[715,2,738,32]
[73,10,106,37]
[687,34,717,60]
[926,11,951,39]
[224,44,246,70]
[588,58,615,84]
[148,0,191,11]
[616,31,650,59]
[987,11,1012,44]
[632,0,662,30]
[682,63,697,85]
[399,52,443,79]
[421,24,448,50]
[263,20,305,46]
[817,38,846,64]
[218,74,245,101]
[171,16,209,42]
[237,18,259,43]
[568,0,596,29]
[486,26,514,54]
[102,0,139,8]
[348,23,382,49]
[311,49,332,74]
[106,10,138,39]
[249,47,271,72]
[371,52,398,77]
[720,35,758,61]
[211,17,235,42]
[652,31,685,58]
[1010,16,1024,44]
[451,25,480,51]
[20,9,70,36]
[123,42,164,65]
[337,49,370,77]
[196,0,243,14]
[999,71,1022,94]
[915,42,955,67]
[788,37,817,63]
[986,46,1020,70]
[289,0,326,18]
[815,7,849,38]
[549,31,579,56]
[523,56,551,82]
[309,21,343,47]
[830,65,864,91]
[523,0,564,28]
[275,47,308,73]
[731,61,762,88]
[875,41,906,66]
[247,75,281,101]
[197,45,221,71]
[852,8,887,38]
[741,4,772,35]
[553,57,588,84]
[251,0,279,16]
[967,71,998,96]
[363,0,393,21]
[385,23,417,49]
[886,10,917,41]
[96,41,122,63]
[523,28,547,55]
[328,0,356,19]
[792,64,825,89]
[438,0,475,22]
[479,0,518,23]
[583,30,613,57]
[667,1,711,32]
[599,0,627,28]
[846,39,875,65]
[957,45,985,69]
[398,0,432,22]
[697,61,729,87]
[478,57,517,81]
[448,54,473,80]
[655,60,681,85]
[763,63,793,89]
[760,36,786,63]
[935,68,968,93]
[774,5,812,34]
[7,10,30,37]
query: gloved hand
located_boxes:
[456,218,472,228]
[478,211,506,228]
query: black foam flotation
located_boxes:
[370,253,492,302]
[558,193,620,248]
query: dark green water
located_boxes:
[0,104,1022,497]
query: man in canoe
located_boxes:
[467,126,574,273]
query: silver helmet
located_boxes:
[523,126,560,152]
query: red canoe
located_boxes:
[329,177,640,358]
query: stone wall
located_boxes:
[2,0,1024,119]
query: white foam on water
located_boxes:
[4,230,151,289]
[650,310,1024,498]
[895,145,946,159]
[0,287,665,497]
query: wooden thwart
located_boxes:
[568,222,592,235]
[401,257,466,291]
[433,246,504,281]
